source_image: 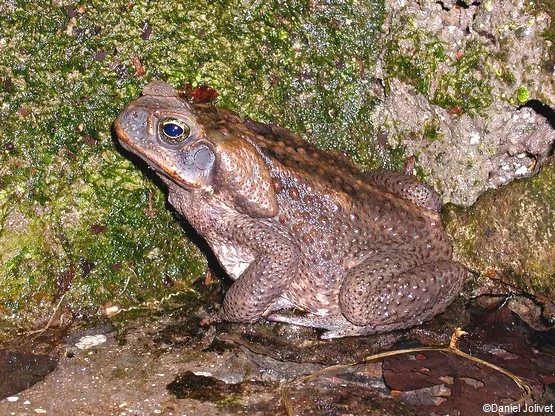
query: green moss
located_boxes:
[0,0,385,327]
[432,43,493,115]
[384,31,447,97]
[514,85,530,104]
[374,142,411,171]
[444,160,555,298]
[384,31,493,116]
[423,117,442,142]
[534,0,555,60]
[496,67,517,86]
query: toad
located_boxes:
[114,81,467,339]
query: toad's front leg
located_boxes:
[221,229,300,323]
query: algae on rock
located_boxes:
[0,0,385,330]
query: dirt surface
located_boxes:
[0,290,553,416]
[0,310,417,415]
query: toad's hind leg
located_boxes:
[268,258,467,339]
[364,169,441,212]
[338,258,467,335]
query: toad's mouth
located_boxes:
[116,129,213,193]
[116,132,184,186]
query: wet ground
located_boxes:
[0,282,553,416]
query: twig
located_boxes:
[25,293,67,337]
[281,328,532,415]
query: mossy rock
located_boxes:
[0,0,385,332]
[445,158,555,299]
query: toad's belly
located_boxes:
[210,241,254,280]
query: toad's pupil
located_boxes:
[163,122,184,138]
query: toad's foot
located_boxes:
[267,312,413,339]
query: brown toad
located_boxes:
[114,81,467,339]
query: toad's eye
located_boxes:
[161,119,190,144]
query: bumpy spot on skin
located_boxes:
[303,233,313,244]
[288,186,300,200]
[272,178,283,193]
